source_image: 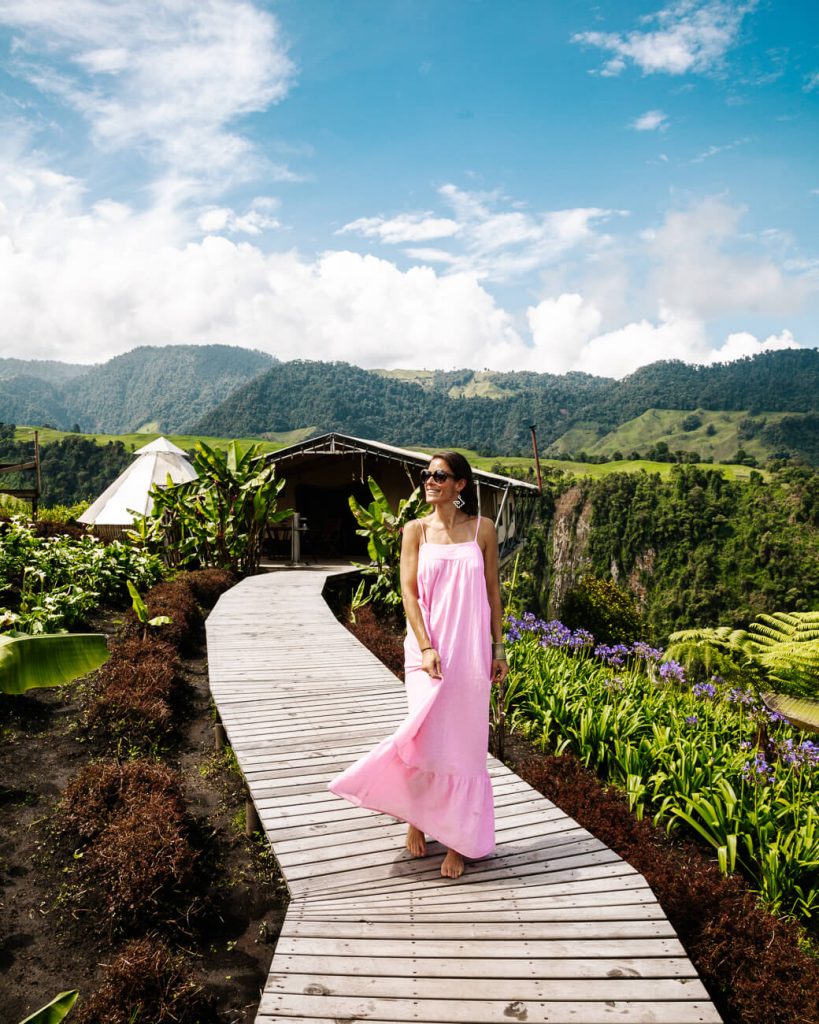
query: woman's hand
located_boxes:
[422,647,442,678]
[491,658,509,686]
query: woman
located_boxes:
[328,451,509,879]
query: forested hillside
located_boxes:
[0,345,274,434]
[197,348,819,460]
[1,344,818,462]
[519,464,819,641]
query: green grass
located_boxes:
[413,446,765,481]
[584,409,796,464]
[15,427,765,481]
[14,425,314,454]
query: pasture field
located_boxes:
[14,427,766,481]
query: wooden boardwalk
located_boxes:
[206,570,722,1024]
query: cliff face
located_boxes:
[547,485,593,617]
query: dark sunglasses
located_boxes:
[420,469,456,483]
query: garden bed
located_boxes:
[341,602,819,1024]
[0,589,288,1023]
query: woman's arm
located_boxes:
[479,517,509,685]
[400,520,441,678]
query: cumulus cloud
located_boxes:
[804,70,819,92]
[573,1,755,77]
[630,109,669,131]
[196,197,280,235]
[0,150,526,369]
[0,0,295,180]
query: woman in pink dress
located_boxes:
[329,451,509,878]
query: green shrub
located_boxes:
[560,574,645,644]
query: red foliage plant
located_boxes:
[71,936,215,1024]
[345,604,405,680]
[174,568,237,609]
[80,638,182,751]
[123,580,203,652]
[55,760,201,937]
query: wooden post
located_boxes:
[529,424,543,494]
[245,797,261,837]
[214,721,227,750]
[32,429,41,520]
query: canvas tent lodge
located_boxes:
[78,436,197,540]
[262,432,539,563]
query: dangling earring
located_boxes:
[453,495,465,510]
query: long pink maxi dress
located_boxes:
[328,516,495,859]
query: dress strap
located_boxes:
[474,514,481,541]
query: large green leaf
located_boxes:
[18,990,79,1024]
[0,633,109,696]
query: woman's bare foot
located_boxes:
[441,849,465,878]
[405,824,427,857]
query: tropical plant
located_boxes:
[136,440,291,574]
[18,990,79,1024]
[348,477,428,609]
[127,580,172,640]
[0,631,109,695]
[667,611,819,699]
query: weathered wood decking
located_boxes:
[206,570,722,1024]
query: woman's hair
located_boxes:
[429,450,480,517]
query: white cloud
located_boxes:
[691,136,749,162]
[338,213,460,244]
[645,196,811,318]
[708,329,799,362]
[197,197,280,235]
[804,70,819,92]
[0,0,295,180]
[0,151,525,369]
[343,184,624,283]
[573,1,755,77]
[630,109,669,131]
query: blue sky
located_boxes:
[0,0,817,377]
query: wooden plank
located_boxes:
[273,953,698,979]
[257,992,722,1023]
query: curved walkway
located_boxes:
[206,569,722,1024]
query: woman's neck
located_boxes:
[430,507,468,531]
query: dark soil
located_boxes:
[342,603,819,1024]
[0,607,288,1024]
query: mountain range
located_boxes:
[1,344,818,463]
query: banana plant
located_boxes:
[135,441,292,574]
[0,632,109,696]
[349,478,428,609]
[19,991,78,1024]
[127,580,172,640]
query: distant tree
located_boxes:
[682,413,702,432]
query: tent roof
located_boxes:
[265,431,539,492]
[78,449,197,526]
[134,436,189,456]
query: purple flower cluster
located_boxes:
[692,681,717,699]
[659,659,686,684]
[728,687,756,707]
[594,643,631,667]
[603,676,625,692]
[630,641,665,662]
[504,614,594,651]
[684,714,699,726]
[742,751,776,785]
[774,738,819,769]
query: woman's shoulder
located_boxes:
[475,515,497,541]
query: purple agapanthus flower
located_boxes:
[728,688,756,707]
[631,640,665,662]
[742,751,776,784]
[684,714,699,726]
[775,738,819,769]
[594,643,630,667]
[692,681,717,699]
[659,659,686,684]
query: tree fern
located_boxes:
[667,612,819,700]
